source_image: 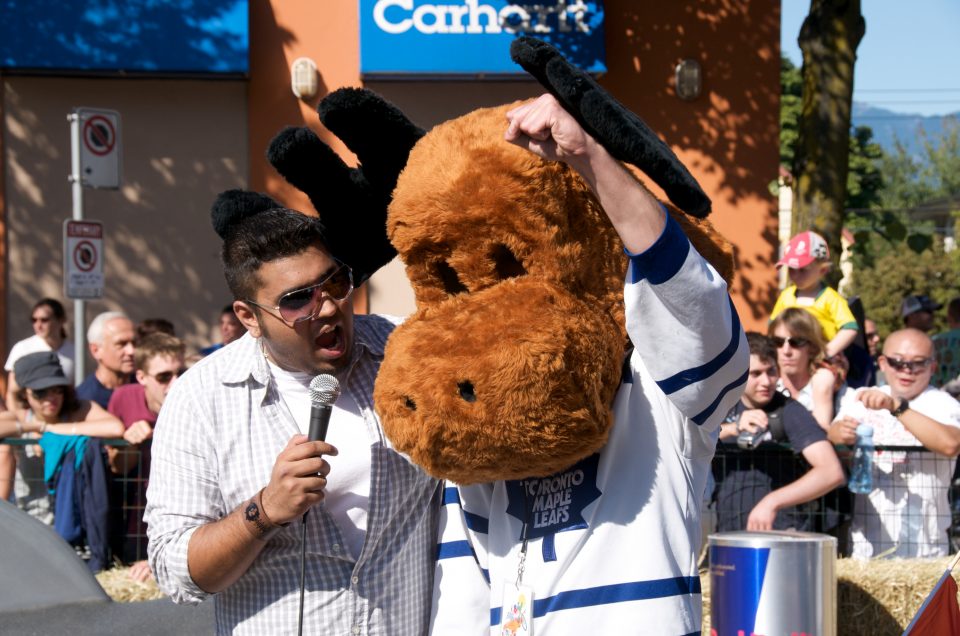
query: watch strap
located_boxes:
[243,488,287,541]
[891,398,910,417]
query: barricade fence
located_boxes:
[709,442,960,558]
[0,437,149,568]
[3,437,960,563]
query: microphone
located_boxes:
[308,374,341,442]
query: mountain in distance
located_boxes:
[852,102,959,157]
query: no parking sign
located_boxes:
[72,108,121,189]
[63,220,104,299]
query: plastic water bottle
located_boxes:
[848,424,874,494]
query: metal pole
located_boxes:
[68,111,85,384]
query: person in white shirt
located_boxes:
[146,205,439,634]
[829,328,960,558]
[432,93,748,635]
[1,298,75,507]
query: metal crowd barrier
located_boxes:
[4,437,960,562]
[709,442,960,557]
[0,437,149,566]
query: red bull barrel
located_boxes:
[709,531,836,636]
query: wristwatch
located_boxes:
[890,398,910,418]
[243,490,285,541]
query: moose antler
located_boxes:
[510,37,711,218]
[267,88,424,284]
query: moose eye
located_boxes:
[491,244,526,280]
[433,260,468,295]
[458,381,477,403]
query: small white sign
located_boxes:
[64,220,104,299]
[73,108,122,189]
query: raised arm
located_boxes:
[505,94,747,428]
[505,94,665,254]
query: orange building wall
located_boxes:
[250,0,783,331]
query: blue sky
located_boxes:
[781,1,960,117]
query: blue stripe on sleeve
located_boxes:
[463,510,489,534]
[490,576,701,625]
[442,486,460,506]
[437,540,474,560]
[656,298,742,395]
[691,368,749,426]
[625,211,690,285]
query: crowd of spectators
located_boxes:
[711,230,960,559]
[0,303,246,577]
[4,229,960,571]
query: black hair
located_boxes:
[745,332,777,368]
[33,298,68,340]
[221,207,329,301]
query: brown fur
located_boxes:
[374,101,733,484]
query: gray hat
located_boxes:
[901,294,942,318]
[13,351,70,391]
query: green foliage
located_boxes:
[779,55,883,213]
[848,237,959,338]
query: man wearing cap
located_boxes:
[902,294,941,334]
[770,230,859,359]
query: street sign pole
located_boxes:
[68,111,86,384]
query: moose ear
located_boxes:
[510,37,711,219]
[210,189,282,240]
[267,88,424,284]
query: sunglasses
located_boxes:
[865,332,879,341]
[30,386,65,400]
[150,368,187,385]
[884,357,932,373]
[246,265,354,326]
[771,336,810,349]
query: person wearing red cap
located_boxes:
[770,230,859,359]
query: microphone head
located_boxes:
[309,374,341,406]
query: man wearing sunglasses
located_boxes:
[829,328,960,558]
[107,333,186,579]
[145,207,440,634]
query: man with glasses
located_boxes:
[829,328,960,558]
[107,333,186,578]
[145,206,439,634]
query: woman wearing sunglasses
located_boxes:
[770,307,851,430]
[4,352,124,532]
[1,298,77,507]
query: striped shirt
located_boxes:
[146,315,441,635]
[432,215,749,635]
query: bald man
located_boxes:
[830,328,960,558]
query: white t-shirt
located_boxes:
[267,360,372,559]
[4,335,76,384]
[837,385,960,559]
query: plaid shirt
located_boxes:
[146,315,441,635]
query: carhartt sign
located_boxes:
[360,0,605,76]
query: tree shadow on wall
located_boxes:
[0,0,248,74]
[607,0,782,321]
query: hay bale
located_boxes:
[701,557,960,635]
[95,567,166,603]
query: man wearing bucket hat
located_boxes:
[901,294,941,334]
[770,231,859,360]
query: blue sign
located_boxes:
[359,0,606,77]
[1,0,248,74]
